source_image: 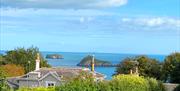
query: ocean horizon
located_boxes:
[0,50,166,79]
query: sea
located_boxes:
[41,52,166,80]
[0,51,166,80]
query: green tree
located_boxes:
[115,56,162,79]
[162,52,180,83]
[5,46,50,73]
[0,54,7,65]
[0,68,7,79]
[0,68,12,91]
[115,57,136,74]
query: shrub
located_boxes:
[110,74,149,91]
[55,77,100,91]
[0,79,12,91]
[17,87,55,91]
[17,75,165,91]
[1,64,25,77]
[146,77,165,91]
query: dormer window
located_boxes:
[46,81,56,87]
[48,83,55,86]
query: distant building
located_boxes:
[7,54,105,89]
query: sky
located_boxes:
[0,0,180,55]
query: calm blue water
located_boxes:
[41,52,166,79]
[0,50,166,80]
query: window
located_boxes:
[46,81,56,87]
[48,83,54,86]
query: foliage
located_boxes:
[146,77,165,91]
[4,46,51,73]
[137,56,162,79]
[0,68,7,79]
[55,74,164,91]
[115,58,136,74]
[162,52,180,83]
[16,74,164,91]
[0,54,7,65]
[17,87,55,91]
[1,64,25,77]
[0,68,9,91]
[0,54,5,61]
[115,56,162,79]
[110,75,149,91]
[0,78,12,91]
[55,72,100,91]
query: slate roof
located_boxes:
[7,67,105,89]
[35,67,105,79]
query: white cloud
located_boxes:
[92,0,127,7]
[79,16,94,23]
[0,0,127,9]
[121,17,180,28]
[0,8,116,17]
[80,17,85,23]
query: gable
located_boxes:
[39,72,61,82]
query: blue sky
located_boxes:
[0,0,180,55]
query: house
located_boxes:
[7,53,106,89]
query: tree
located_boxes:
[115,57,136,74]
[115,56,162,79]
[0,68,11,91]
[5,46,51,73]
[0,68,7,79]
[136,56,162,79]
[162,52,180,83]
[0,54,7,65]
[1,64,25,77]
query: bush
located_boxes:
[146,77,165,91]
[17,87,55,91]
[17,75,165,91]
[110,75,149,91]
[0,79,12,91]
[55,76,100,91]
[1,64,25,77]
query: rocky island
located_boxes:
[46,54,63,59]
[77,55,113,67]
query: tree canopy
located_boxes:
[1,46,50,73]
[162,52,180,83]
[1,64,25,77]
[115,56,162,80]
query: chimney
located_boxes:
[91,55,95,72]
[35,53,40,71]
[135,67,139,76]
[130,69,133,74]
